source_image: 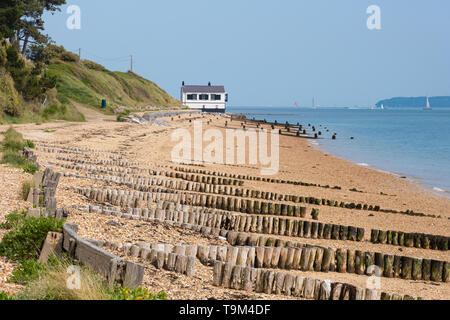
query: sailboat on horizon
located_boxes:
[424,97,432,111]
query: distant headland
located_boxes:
[376,96,450,108]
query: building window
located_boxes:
[187,94,197,100]
[199,94,209,101]
[211,94,221,101]
[225,94,228,102]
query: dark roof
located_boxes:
[182,85,225,93]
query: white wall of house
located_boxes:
[181,92,227,110]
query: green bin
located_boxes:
[101,99,107,108]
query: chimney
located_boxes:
[208,82,211,86]
[182,81,185,86]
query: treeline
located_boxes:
[0,0,66,117]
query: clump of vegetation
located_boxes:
[2,127,25,150]
[0,291,14,300]
[20,180,34,200]
[0,210,26,230]
[9,259,47,285]
[1,127,38,174]
[0,211,65,263]
[110,287,168,301]
[116,109,131,122]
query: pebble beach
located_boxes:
[0,109,449,300]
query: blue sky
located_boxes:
[43,0,450,107]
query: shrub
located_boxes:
[60,51,79,63]
[0,211,27,230]
[21,180,34,200]
[23,161,39,174]
[0,214,65,263]
[9,259,47,285]
[1,127,25,151]
[83,60,107,72]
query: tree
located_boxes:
[17,0,66,55]
[1,0,66,54]
[0,0,23,40]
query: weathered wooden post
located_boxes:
[336,249,347,273]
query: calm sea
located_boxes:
[228,106,450,197]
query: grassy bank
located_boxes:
[0,211,167,301]
[1,43,179,124]
[48,58,181,114]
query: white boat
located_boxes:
[424,97,432,110]
[380,104,385,110]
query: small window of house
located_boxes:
[199,94,209,100]
[187,94,197,100]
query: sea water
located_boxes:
[228,106,450,197]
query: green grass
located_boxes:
[47,59,180,112]
[9,259,47,285]
[41,103,85,122]
[1,149,27,166]
[1,128,39,174]
[0,291,15,300]
[109,287,168,300]
[0,210,27,230]
[0,212,65,263]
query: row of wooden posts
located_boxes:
[68,179,320,220]
[212,261,420,300]
[36,143,127,156]
[371,229,448,251]
[72,188,367,245]
[225,232,450,283]
[171,166,337,189]
[73,201,449,283]
[53,154,425,221]
[56,155,139,167]
[36,145,126,160]
[54,161,243,187]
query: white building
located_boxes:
[181,82,228,112]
